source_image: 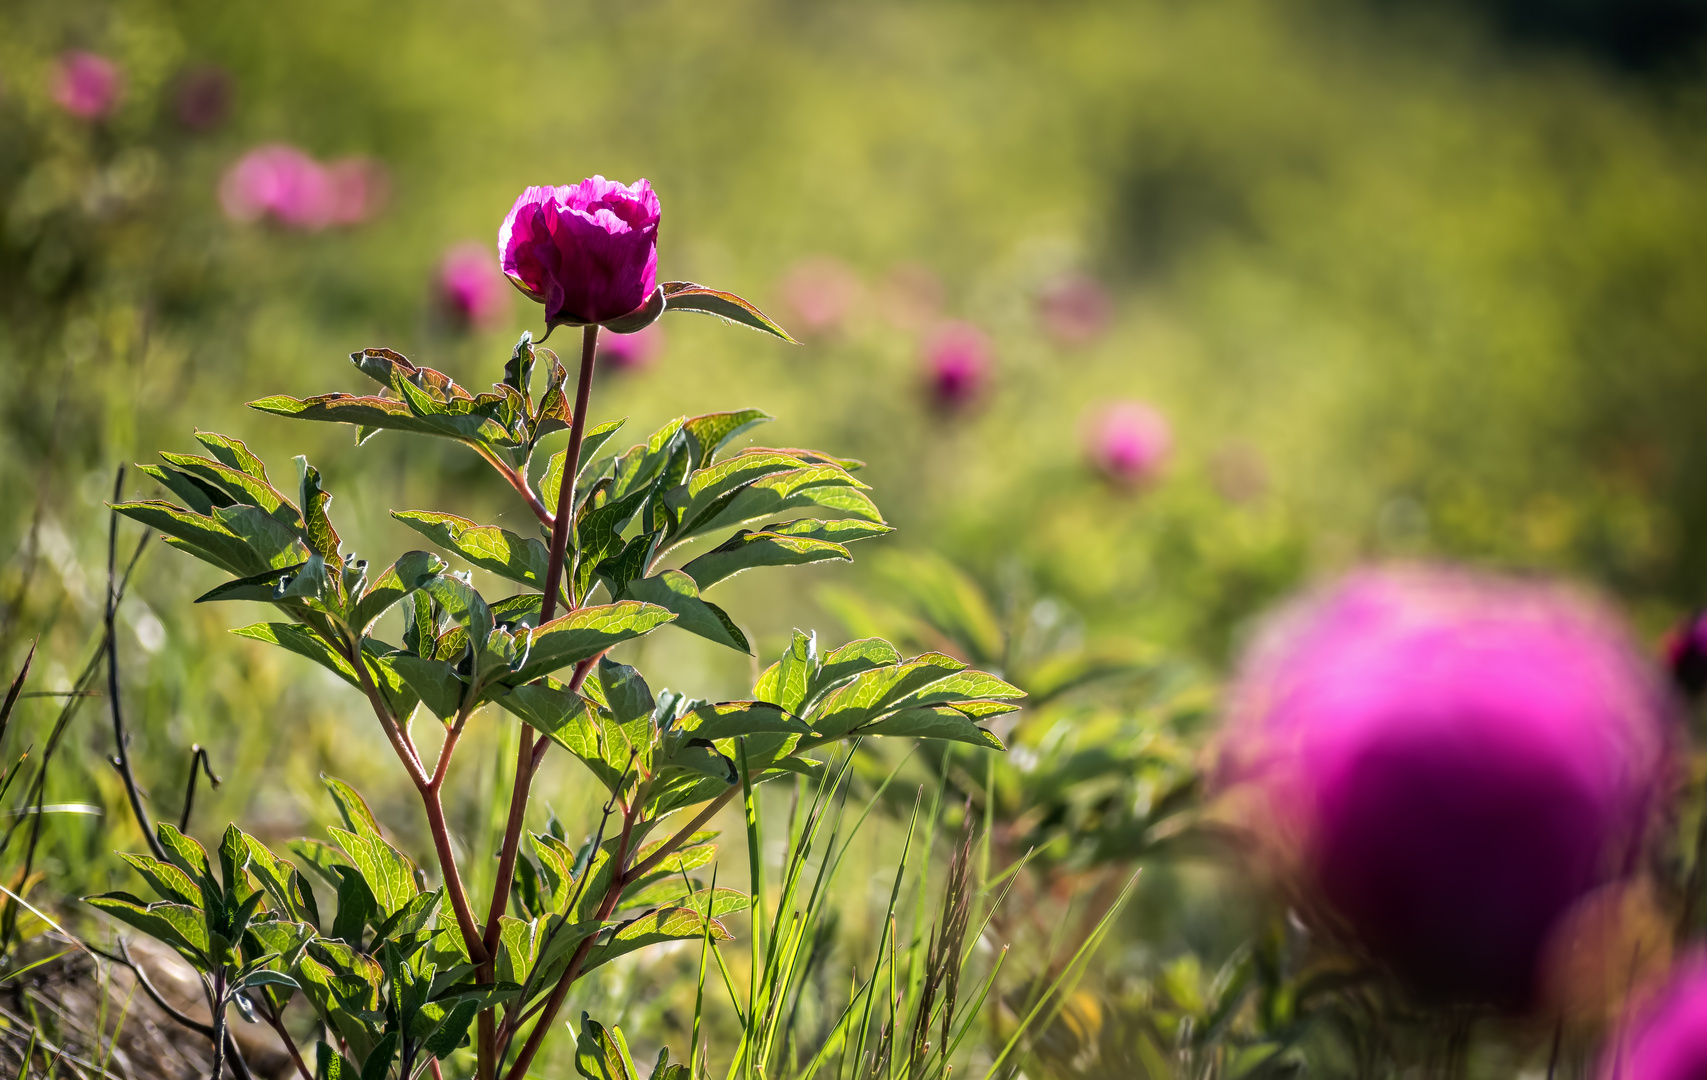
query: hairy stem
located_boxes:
[479,324,600,1080]
[473,445,555,529]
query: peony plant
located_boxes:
[90,177,1021,1080]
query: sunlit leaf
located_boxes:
[620,572,750,654]
[393,511,549,591]
[661,282,798,343]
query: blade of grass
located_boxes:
[981,870,1141,1080]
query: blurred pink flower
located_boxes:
[597,324,664,372]
[220,145,332,229]
[324,157,389,226]
[922,321,991,410]
[1218,567,1675,1007]
[52,51,122,120]
[499,178,660,328]
[1599,953,1707,1080]
[1038,272,1113,346]
[174,65,231,131]
[1086,401,1170,487]
[220,147,386,231]
[437,243,509,330]
[780,256,861,336]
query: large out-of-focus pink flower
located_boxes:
[498,177,660,328]
[597,324,664,372]
[1086,401,1170,487]
[52,51,122,120]
[220,147,385,231]
[780,256,861,336]
[1218,567,1674,1007]
[1599,955,1707,1080]
[923,321,991,410]
[1038,272,1113,346]
[437,243,508,329]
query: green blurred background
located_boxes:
[3,0,1707,1070]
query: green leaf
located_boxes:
[155,823,219,906]
[804,653,966,742]
[760,516,893,546]
[806,637,903,709]
[671,452,819,535]
[592,659,654,726]
[683,409,772,467]
[753,630,818,714]
[287,840,354,892]
[388,655,466,721]
[138,464,231,516]
[661,282,798,343]
[360,1030,398,1080]
[317,1041,356,1080]
[117,854,205,908]
[574,484,653,602]
[857,707,1005,749]
[194,431,271,482]
[493,678,601,756]
[332,867,378,943]
[392,512,549,591]
[350,551,447,635]
[539,420,627,510]
[496,916,539,985]
[194,563,304,605]
[671,702,810,741]
[676,887,752,920]
[684,467,878,539]
[112,500,272,577]
[575,1014,637,1080]
[893,669,1025,709]
[581,908,732,974]
[423,999,479,1059]
[621,572,750,654]
[161,452,301,527]
[84,894,210,961]
[680,530,852,590]
[233,623,358,685]
[243,834,320,926]
[505,602,676,685]
[421,575,493,652]
[328,826,418,919]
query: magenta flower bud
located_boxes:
[219,145,333,230]
[498,177,661,328]
[1600,954,1707,1079]
[596,324,664,372]
[1086,401,1170,487]
[1038,272,1113,347]
[52,51,122,120]
[780,256,861,336]
[1219,567,1674,1006]
[923,321,991,410]
[174,65,231,131]
[1664,610,1707,699]
[437,243,508,330]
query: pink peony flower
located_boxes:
[220,145,333,229]
[498,177,660,328]
[780,256,861,335]
[1599,954,1707,1080]
[1038,272,1113,346]
[923,321,991,410]
[596,324,664,372]
[1086,401,1170,487]
[52,51,122,120]
[323,157,388,226]
[1218,567,1675,1007]
[174,65,231,131]
[437,243,509,330]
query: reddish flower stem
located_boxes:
[477,324,600,1080]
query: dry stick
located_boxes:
[98,474,257,1080]
[477,326,599,1080]
[178,746,221,832]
